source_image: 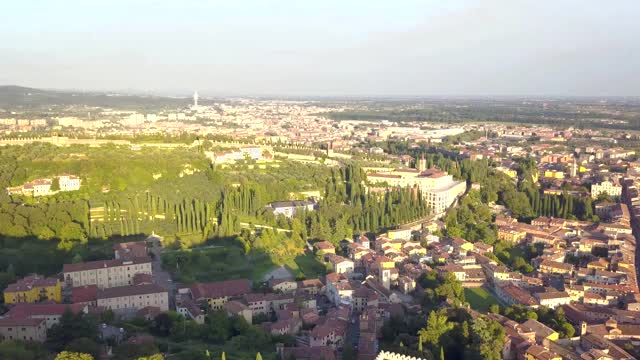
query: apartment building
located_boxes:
[2,303,87,329]
[0,317,46,342]
[97,284,168,314]
[181,279,252,310]
[63,257,152,289]
[58,175,81,191]
[0,303,87,342]
[4,275,62,304]
[591,179,622,199]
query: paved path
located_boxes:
[262,265,294,282]
[147,235,177,309]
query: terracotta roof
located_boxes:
[314,241,335,250]
[63,257,151,273]
[223,300,248,314]
[71,285,98,304]
[5,303,86,318]
[189,279,251,301]
[298,278,324,288]
[114,241,147,259]
[0,317,45,327]
[5,275,59,292]
[520,319,556,339]
[368,173,401,179]
[97,284,166,299]
[178,299,203,316]
[136,306,161,318]
[535,290,570,300]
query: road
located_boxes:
[148,235,177,309]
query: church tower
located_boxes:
[417,154,427,172]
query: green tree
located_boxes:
[65,338,100,360]
[51,177,61,191]
[468,316,505,360]
[418,310,453,349]
[47,309,98,352]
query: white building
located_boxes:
[367,167,466,215]
[591,179,622,199]
[97,284,168,314]
[424,180,467,215]
[63,257,152,289]
[58,175,81,192]
[268,200,316,218]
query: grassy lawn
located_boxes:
[283,252,326,279]
[464,287,500,312]
[163,242,329,283]
[164,246,279,283]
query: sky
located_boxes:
[1,0,639,97]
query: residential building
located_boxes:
[538,260,573,276]
[269,279,298,293]
[591,179,622,199]
[177,299,206,324]
[113,241,147,260]
[182,279,251,310]
[97,284,169,314]
[0,317,46,342]
[313,241,335,255]
[534,291,571,309]
[497,226,527,243]
[267,200,316,218]
[63,257,152,289]
[58,175,81,191]
[4,275,62,304]
[0,303,87,341]
[327,255,354,275]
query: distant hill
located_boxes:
[0,85,195,110]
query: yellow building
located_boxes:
[376,256,396,269]
[544,170,565,179]
[4,275,62,304]
[387,229,412,241]
[497,226,527,243]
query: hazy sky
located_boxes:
[1,0,639,96]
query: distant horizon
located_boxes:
[3,84,639,101]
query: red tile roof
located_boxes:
[63,257,151,273]
[114,241,147,259]
[189,279,251,301]
[133,273,153,285]
[5,275,58,292]
[6,303,86,318]
[97,284,166,299]
[71,285,98,304]
[0,317,45,327]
